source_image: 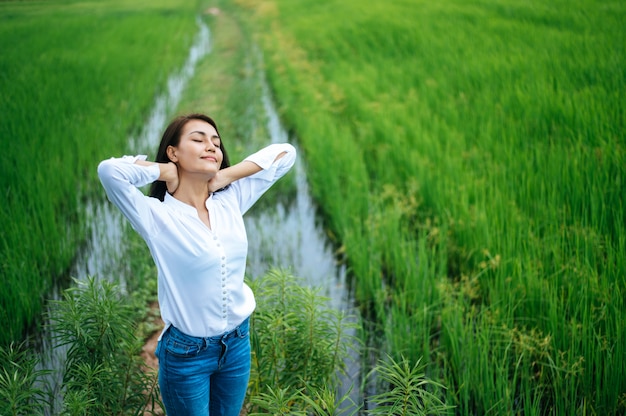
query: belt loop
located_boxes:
[235,317,248,337]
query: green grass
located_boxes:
[0,0,201,345]
[226,0,625,413]
[1,0,623,412]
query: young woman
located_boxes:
[98,113,296,415]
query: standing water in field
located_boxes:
[245,74,363,404]
[35,17,212,413]
[72,16,211,287]
[246,81,351,308]
[35,16,362,412]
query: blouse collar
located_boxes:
[164,192,212,215]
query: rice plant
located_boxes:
[224,0,626,413]
[0,0,199,346]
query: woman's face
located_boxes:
[168,119,223,178]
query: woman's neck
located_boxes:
[172,178,211,210]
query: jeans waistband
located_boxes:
[169,317,249,346]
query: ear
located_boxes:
[166,145,178,162]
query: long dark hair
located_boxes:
[149,113,231,201]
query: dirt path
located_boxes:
[140,302,165,416]
[141,317,163,375]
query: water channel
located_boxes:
[36,16,363,412]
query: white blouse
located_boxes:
[98,143,296,338]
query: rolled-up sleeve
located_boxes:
[236,143,296,213]
[97,155,161,237]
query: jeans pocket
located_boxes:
[163,327,203,358]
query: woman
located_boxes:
[98,113,296,415]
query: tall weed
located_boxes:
[367,355,450,416]
[0,343,50,416]
[48,277,161,415]
[247,268,360,414]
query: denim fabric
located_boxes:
[155,318,251,416]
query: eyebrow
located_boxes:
[189,130,220,139]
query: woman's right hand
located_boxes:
[134,159,179,195]
[163,162,179,195]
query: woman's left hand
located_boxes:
[207,170,229,193]
[207,160,263,193]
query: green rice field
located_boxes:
[1,0,624,413]
[0,0,200,344]
[227,0,625,413]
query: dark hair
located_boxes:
[149,113,231,201]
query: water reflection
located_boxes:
[35,16,364,412]
[35,17,212,414]
[245,75,363,406]
[245,152,351,309]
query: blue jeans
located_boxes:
[155,318,251,416]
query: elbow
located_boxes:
[285,143,297,156]
[283,143,297,166]
[97,158,123,188]
[97,158,114,180]
[274,143,296,162]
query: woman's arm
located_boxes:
[97,155,163,237]
[134,159,179,194]
[208,151,287,193]
[230,144,296,214]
